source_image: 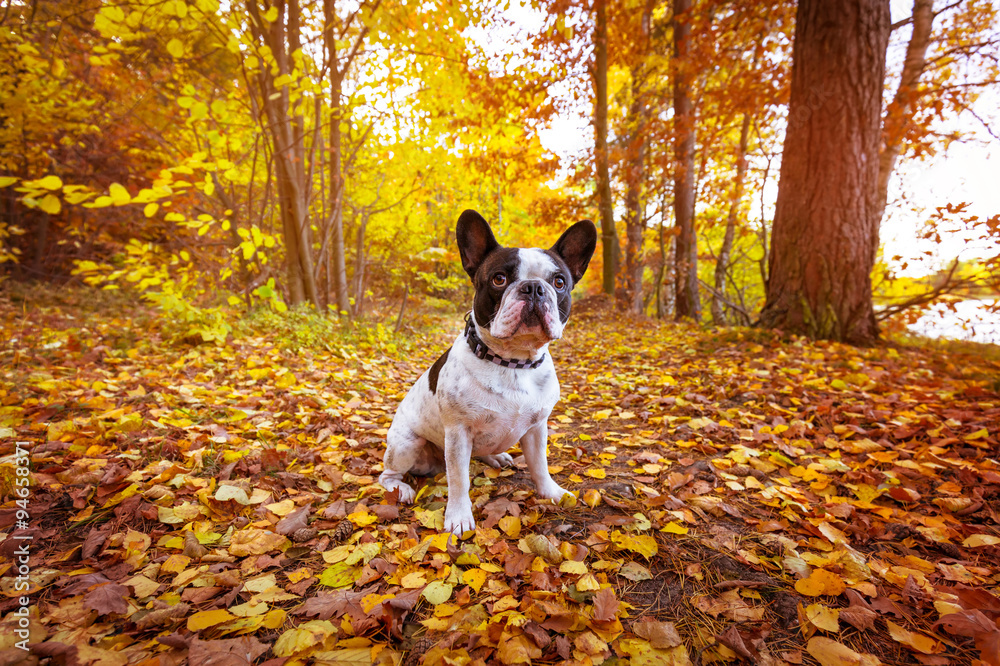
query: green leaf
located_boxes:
[318,562,359,588]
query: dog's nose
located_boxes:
[519,281,546,299]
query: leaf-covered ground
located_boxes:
[2,288,1000,666]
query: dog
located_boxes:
[378,209,598,534]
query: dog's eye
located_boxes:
[492,273,507,288]
[553,276,566,290]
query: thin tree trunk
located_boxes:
[594,0,620,296]
[246,0,319,309]
[622,1,653,314]
[672,0,700,321]
[873,0,934,257]
[711,113,751,325]
[324,0,351,315]
[759,0,890,344]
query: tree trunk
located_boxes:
[593,0,619,295]
[324,0,351,315]
[758,0,890,345]
[246,0,319,310]
[874,0,934,256]
[711,113,751,325]
[672,0,700,321]
[622,1,653,314]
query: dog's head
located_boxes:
[456,209,597,355]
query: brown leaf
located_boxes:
[183,531,208,558]
[275,505,310,536]
[840,605,877,631]
[522,622,551,650]
[717,625,760,661]
[83,582,129,616]
[134,602,190,630]
[592,586,618,622]
[633,620,683,649]
[189,637,269,666]
[934,609,996,637]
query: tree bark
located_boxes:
[672,0,700,321]
[758,0,890,345]
[874,0,934,256]
[593,0,620,295]
[622,1,653,314]
[324,0,353,315]
[711,112,751,325]
[247,0,319,310]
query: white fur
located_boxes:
[378,321,570,535]
[488,249,564,343]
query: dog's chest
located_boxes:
[442,359,558,455]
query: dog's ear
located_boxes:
[550,220,597,284]
[456,209,500,279]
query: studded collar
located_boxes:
[464,313,546,369]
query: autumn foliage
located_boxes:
[1,0,1000,665]
[3,290,1000,664]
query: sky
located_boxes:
[477,0,1000,279]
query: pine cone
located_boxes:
[331,520,353,544]
[291,527,318,543]
[403,637,436,666]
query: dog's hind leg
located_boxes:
[379,427,442,504]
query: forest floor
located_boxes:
[2,285,1000,666]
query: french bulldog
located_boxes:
[378,209,598,534]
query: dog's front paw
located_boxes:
[378,472,416,503]
[535,482,572,503]
[443,504,476,536]
[479,452,514,469]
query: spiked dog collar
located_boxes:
[464,313,546,369]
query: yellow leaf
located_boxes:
[963,534,1000,547]
[347,509,377,527]
[39,194,61,214]
[559,560,588,575]
[144,203,159,217]
[499,515,521,539]
[585,468,606,479]
[400,572,426,589]
[806,637,881,666]
[463,568,487,592]
[661,522,688,535]
[795,569,846,597]
[582,489,601,508]
[166,38,185,58]
[422,580,453,605]
[273,627,322,657]
[578,433,592,441]
[964,427,988,440]
[36,175,63,190]
[610,531,658,559]
[886,621,944,655]
[109,183,130,204]
[0,176,17,187]
[264,6,278,22]
[805,603,840,632]
[594,409,613,420]
[187,609,235,632]
[576,573,601,591]
[228,529,289,557]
